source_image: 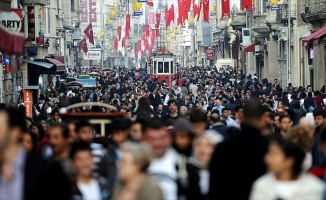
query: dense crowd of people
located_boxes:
[2,66,326,200]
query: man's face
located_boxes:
[180,108,187,115]
[168,102,178,113]
[130,123,142,141]
[72,150,94,177]
[0,111,9,153]
[48,127,68,156]
[158,105,163,111]
[222,110,229,118]
[144,128,170,157]
[280,117,293,132]
[315,115,325,128]
[77,126,93,143]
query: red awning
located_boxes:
[302,25,326,46]
[243,43,255,52]
[45,58,65,72]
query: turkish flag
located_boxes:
[122,37,126,47]
[203,0,209,22]
[144,24,150,38]
[193,0,202,21]
[221,0,230,18]
[165,7,170,28]
[242,0,252,12]
[155,29,160,36]
[178,0,191,25]
[84,23,94,45]
[9,55,20,74]
[138,40,142,52]
[79,38,88,53]
[135,50,138,60]
[118,26,122,40]
[155,13,161,28]
[126,14,131,38]
[169,4,175,25]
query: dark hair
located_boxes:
[222,107,231,113]
[76,119,93,132]
[314,108,326,118]
[49,124,69,139]
[270,136,305,177]
[142,118,164,134]
[8,109,27,133]
[110,118,132,134]
[189,108,207,123]
[136,97,153,116]
[168,99,178,107]
[244,99,265,121]
[279,114,293,122]
[234,105,244,113]
[22,131,38,153]
[69,141,92,159]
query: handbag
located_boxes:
[27,46,38,56]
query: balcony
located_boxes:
[302,0,326,23]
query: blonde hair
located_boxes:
[286,126,314,151]
[120,142,153,172]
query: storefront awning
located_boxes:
[243,43,256,52]
[45,58,65,72]
[302,25,326,46]
[21,59,54,68]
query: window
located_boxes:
[261,0,268,14]
[158,62,163,73]
[154,61,157,73]
[164,62,169,73]
[170,61,173,74]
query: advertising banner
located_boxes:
[83,50,101,60]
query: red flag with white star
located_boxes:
[203,0,209,22]
[84,23,94,45]
[242,0,252,12]
[79,38,88,53]
[118,26,122,40]
[221,0,230,18]
[126,14,131,38]
[155,13,161,28]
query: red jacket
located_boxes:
[314,96,324,108]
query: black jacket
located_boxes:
[209,125,268,200]
[24,153,70,200]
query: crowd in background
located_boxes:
[2,66,326,200]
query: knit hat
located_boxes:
[174,117,195,135]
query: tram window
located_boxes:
[164,62,169,73]
[158,62,163,73]
[154,61,157,73]
[170,61,173,73]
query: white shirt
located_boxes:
[148,148,178,200]
[250,173,325,200]
[77,179,102,200]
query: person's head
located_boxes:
[285,126,314,152]
[76,120,93,143]
[264,136,305,179]
[125,109,132,119]
[215,99,221,107]
[21,131,37,153]
[130,118,146,142]
[279,115,293,135]
[180,106,188,116]
[157,104,163,111]
[234,105,244,122]
[111,119,132,146]
[173,117,194,151]
[167,99,178,114]
[193,130,223,164]
[243,99,269,130]
[299,114,316,137]
[51,109,60,122]
[118,142,152,182]
[143,118,170,157]
[314,109,326,128]
[70,141,93,178]
[48,124,70,158]
[221,107,231,119]
[189,108,207,135]
[66,120,77,143]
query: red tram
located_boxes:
[147,48,177,88]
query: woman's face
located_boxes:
[264,143,293,176]
[118,151,140,182]
[22,133,33,152]
[72,150,94,178]
[32,125,39,135]
[195,137,214,164]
